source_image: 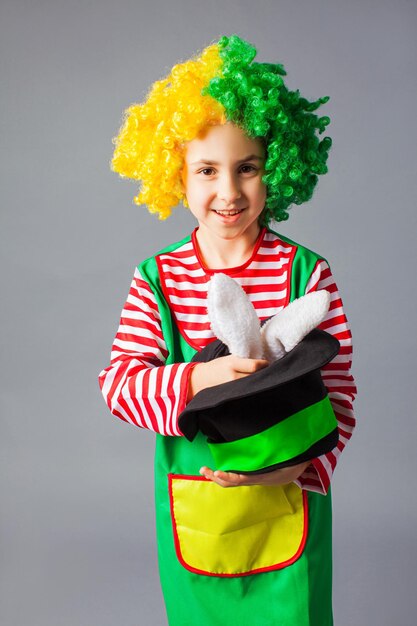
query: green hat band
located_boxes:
[207,395,337,473]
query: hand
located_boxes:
[187,355,269,401]
[199,461,311,488]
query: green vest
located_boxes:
[138,230,333,626]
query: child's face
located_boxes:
[182,123,267,242]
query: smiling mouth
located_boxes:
[212,208,245,216]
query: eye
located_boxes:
[239,164,258,174]
[198,167,216,176]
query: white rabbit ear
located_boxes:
[261,290,331,358]
[260,318,286,362]
[207,273,263,359]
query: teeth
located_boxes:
[215,209,243,216]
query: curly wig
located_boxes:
[112,35,332,222]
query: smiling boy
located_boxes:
[99,35,356,626]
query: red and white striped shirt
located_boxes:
[99,228,357,494]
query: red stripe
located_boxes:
[141,369,159,432]
[160,258,201,271]
[164,286,208,299]
[127,374,148,428]
[320,315,348,331]
[106,359,131,407]
[179,321,212,332]
[162,272,208,286]
[133,277,156,290]
[118,391,140,427]
[170,304,209,315]
[124,295,159,313]
[115,333,162,350]
[258,238,293,251]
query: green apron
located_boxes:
[139,230,333,626]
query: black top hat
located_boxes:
[178,329,340,474]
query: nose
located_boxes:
[217,173,242,206]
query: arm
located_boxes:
[98,268,196,436]
[294,259,357,494]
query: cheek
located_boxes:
[252,181,267,204]
[186,181,210,203]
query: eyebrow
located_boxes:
[190,154,264,166]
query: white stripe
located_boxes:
[147,368,166,434]
[322,369,352,378]
[338,337,353,347]
[248,289,287,303]
[169,295,210,307]
[323,377,356,388]
[118,321,161,335]
[316,453,333,478]
[329,401,354,418]
[236,274,288,286]
[186,328,215,340]
[161,264,205,278]
[159,248,198,265]
[112,337,155,353]
[127,292,158,310]
[325,305,345,320]
[165,278,208,291]
[260,238,293,253]
[174,310,209,323]
[254,306,282,318]
[122,393,147,429]
[132,379,156,430]
[322,353,352,366]
[99,365,117,402]
[321,322,349,336]
[316,274,336,290]
[114,364,149,427]
[120,309,161,324]
[250,259,290,271]
[305,261,328,293]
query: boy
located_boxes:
[99,35,356,625]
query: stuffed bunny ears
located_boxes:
[207,273,331,361]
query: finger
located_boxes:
[199,466,215,480]
[200,467,241,488]
[213,470,252,486]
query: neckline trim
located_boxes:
[191,227,267,276]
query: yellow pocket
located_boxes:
[168,474,307,577]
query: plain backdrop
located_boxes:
[1,1,417,624]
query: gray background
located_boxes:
[1,0,416,624]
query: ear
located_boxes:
[261,290,331,360]
[259,317,286,362]
[207,273,263,359]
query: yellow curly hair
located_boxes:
[112,44,226,219]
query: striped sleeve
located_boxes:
[98,267,195,436]
[294,259,357,495]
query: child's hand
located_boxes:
[187,355,268,400]
[199,461,311,488]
